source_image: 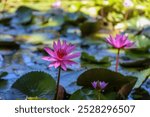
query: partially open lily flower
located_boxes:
[91,81,108,90]
[51,0,61,8]
[106,34,134,49]
[106,34,134,72]
[42,40,80,71]
[123,0,133,7]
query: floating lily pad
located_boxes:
[0,13,14,25]
[0,80,7,88]
[11,6,34,24]
[77,68,137,98]
[70,88,96,100]
[135,35,150,48]
[142,26,150,38]
[125,48,150,59]
[134,68,150,88]
[27,97,47,100]
[81,52,110,68]
[120,58,150,68]
[0,72,8,88]
[0,72,8,78]
[70,88,117,100]
[131,88,150,100]
[12,71,56,97]
[80,19,102,37]
[0,41,20,50]
[81,52,109,64]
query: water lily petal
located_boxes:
[44,47,55,57]
[63,52,80,59]
[42,56,56,61]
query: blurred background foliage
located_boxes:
[1,0,150,33]
[0,0,150,17]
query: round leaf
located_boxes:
[77,68,137,97]
[70,88,117,100]
[12,71,56,97]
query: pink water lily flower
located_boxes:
[51,0,61,8]
[106,34,134,72]
[42,40,80,71]
[91,81,108,90]
[106,34,134,49]
[123,0,133,7]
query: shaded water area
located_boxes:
[0,0,150,100]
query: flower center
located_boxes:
[57,49,67,58]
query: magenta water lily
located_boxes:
[91,81,108,90]
[106,34,134,72]
[42,39,80,99]
[42,40,80,71]
[91,81,108,100]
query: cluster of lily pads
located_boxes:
[0,0,150,100]
[11,34,139,100]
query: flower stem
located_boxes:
[97,90,101,100]
[54,67,61,100]
[115,49,120,72]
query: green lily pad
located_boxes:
[0,72,8,88]
[131,88,150,100]
[81,52,110,68]
[125,48,150,59]
[0,72,8,79]
[70,88,96,100]
[135,35,150,48]
[80,19,102,37]
[81,52,109,64]
[12,71,56,97]
[11,6,34,24]
[0,13,13,25]
[77,68,137,98]
[0,80,7,88]
[0,41,20,50]
[70,88,117,100]
[134,68,150,88]
[27,97,47,100]
[142,26,150,38]
[120,58,150,68]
